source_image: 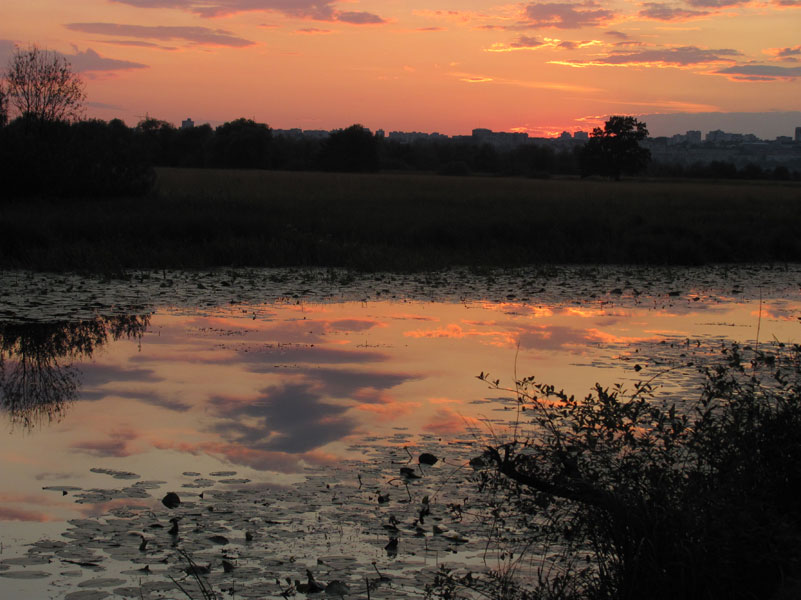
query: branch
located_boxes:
[486,445,622,515]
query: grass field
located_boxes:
[2,168,801,272]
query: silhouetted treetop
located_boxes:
[208,118,272,169]
[3,44,85,124]
[318,124,380,172]
[580,115,651,180]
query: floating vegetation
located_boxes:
[3,266,800,598]
[90,468,141,481]
[12,438,520,599]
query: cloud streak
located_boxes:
[520,1,614,29]
[486,35,601,52]
[66,22,254,47]
[0,41,147,74]
[106,0,387,24]
[551,45,740,67]
[764,45,801,61]
[715,63,801,80]
[637,3,710,21]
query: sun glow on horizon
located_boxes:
[1,0,800,137]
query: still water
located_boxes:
[1,266,800,598]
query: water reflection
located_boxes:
[0,315,150,428]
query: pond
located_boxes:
[1,266,800,599]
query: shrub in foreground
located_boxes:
[437,344,801,599]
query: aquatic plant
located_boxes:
[437,343,801,599]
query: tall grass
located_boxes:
[2,168,801,272]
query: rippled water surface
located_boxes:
[2,266,800,598]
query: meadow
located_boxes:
[2,168,801,272]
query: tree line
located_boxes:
[1,45,797,200]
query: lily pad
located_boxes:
[65,591,111,600]
[78,577,126,588]
[0,570,51,579]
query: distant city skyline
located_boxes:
[2,1,800,137]
[200,113,801,142]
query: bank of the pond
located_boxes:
[2,169,801,272]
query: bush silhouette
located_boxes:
[462,344,801,600]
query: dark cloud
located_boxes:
[241,344,389,367]
[335,11,386,24]
[605,30,629,39]
[106,0,388,23]
[0,41,147,73]
[296,367,417,397]
[416,26,446,31]
[80,364,163,387]
[510,35,547,48]
[209,383,356,453]
[79,364,190,411]
[91,39,179,50]
[70,438,133,457]
[108,0,337,19]
[638,3,709,20]
[522,1,613,29]
[66,22,254,47]
[68,47,148,72]
[686,0,746,6]
[770,45,801,60]
[82,388,193,411]
[71,429,138,457]
[715,64,801,80]
[564,45,740,66]
[516,325,601,352]
[294,27,333,34]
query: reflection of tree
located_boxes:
[0,315,150,428]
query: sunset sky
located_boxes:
[2,0,800,136]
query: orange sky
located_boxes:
[2,0,800,136]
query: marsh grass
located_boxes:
[2,168,801,272]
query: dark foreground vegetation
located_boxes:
[2,116,798,200]
[430,343,801,600]
[1,168,801,272]
[2,45,801,272]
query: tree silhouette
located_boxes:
[580,115,650,180]
[208,118,272,169]
[318,124,379,172]
[0,84,8,127]
[0,315,150,429]
[3,44,85,124]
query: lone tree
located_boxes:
[4,44,85,124]
[580,115,650,180]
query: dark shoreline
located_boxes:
[2,168,801,273]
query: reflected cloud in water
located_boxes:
[70,428,140,458]
[210,383,356,454]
